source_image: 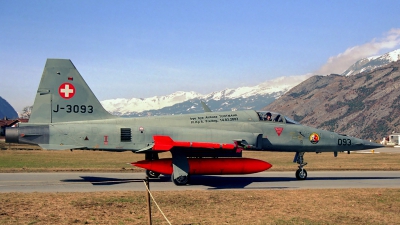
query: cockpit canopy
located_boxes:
[256,111,300,125]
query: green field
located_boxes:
[0,142,399,172]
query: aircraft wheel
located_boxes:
[146,170,160,178]
[295,169,307,180]
[171,174,190,186]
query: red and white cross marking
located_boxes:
[58,83,76,99]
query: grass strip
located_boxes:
[0,148,400,172]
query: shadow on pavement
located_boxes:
[61,174,400,190]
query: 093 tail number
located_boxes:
[338,138,351,146]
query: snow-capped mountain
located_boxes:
[341,49,400,76]
[202,76,300,100]
[101,91,202,115]
[101,76,304,116]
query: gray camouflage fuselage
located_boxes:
[8,110,378,154]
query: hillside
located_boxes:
[265,61,400,140]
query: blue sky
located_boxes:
[1,0,400,112]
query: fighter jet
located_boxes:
[6,59,383,185]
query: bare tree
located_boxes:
[20,106,33,119]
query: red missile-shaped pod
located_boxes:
[152,135,237,151]
[131,158,272,175]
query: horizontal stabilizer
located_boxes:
[201,101,212,112]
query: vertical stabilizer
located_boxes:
[29,59,115,123]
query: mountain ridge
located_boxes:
[265,60,400,140]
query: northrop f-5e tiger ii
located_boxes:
[6,59,383,185]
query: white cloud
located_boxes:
[267,73,312,86]
[315,28,400,75]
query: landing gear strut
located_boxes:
[294,152,308,180]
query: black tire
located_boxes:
[146,170,160,179]
[171,174,190,185]
[295,168,307,180]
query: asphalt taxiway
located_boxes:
[355,147,400,154]
[0,171,399,192]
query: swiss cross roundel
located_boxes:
[58,83,76,99]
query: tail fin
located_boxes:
[29,59,115,123]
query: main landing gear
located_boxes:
[146,170,161,179]
[294,152,308,180]
[145,168,190,185]
[145,152,161,179]
[171,174,190,186]
[143,151,190,185]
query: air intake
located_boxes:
[120,128,132,142]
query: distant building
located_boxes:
[0,119,29,136]
[389,133,400,146]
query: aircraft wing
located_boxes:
[201,101,212,112]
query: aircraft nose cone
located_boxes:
[362,140,384,150]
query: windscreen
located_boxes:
[255,110,300,124]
